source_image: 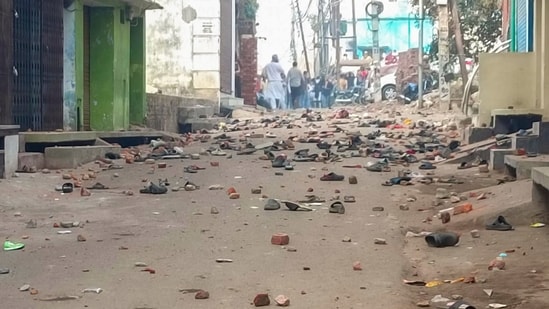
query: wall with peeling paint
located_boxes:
[63,5,78,131]
[146,0,220,100]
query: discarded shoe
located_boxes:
[294,149,310,156]
[299,195,326,203]
[61,182,74,193]
[272,155,288,168]
[320,172,345,181]
[87,182,109,190]
[282,201,312,211]
[184,166,198,173]
[382,176,412,186]
[449,300,476,309]
[264,151,276,161]
[3,240,25,251]
[329,201,345,214]
[211,149,228,156]
[486,215,514,231]
[425,232,460,248]
[418,162,436,170]
[237,148,257,155]
[366,162,390,172]
[316,141,332,150]
[343,196,356,203]
[140,182,168,195]
[264,199,281,210]
[294,154,318,162]
[458,161,473,169]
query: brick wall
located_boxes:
[239,35,257,105]
[396,48,419,92]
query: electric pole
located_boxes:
[351,0,358,59]
[418,0,424,108]
[318,0,327,75]
[437,0,450,111]
[295,0,311,74]
[333,0,341,76]
[366,1,384,103]
[290,2,298,62]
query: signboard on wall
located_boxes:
[192,18,220,36]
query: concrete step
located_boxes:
[490,149,515,171]
[45,145,121,169]
[18,152,45,170]
[504,154,549,180]
[178,105,216,124]
[179,118,225,133]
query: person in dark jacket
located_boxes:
[321,77,334,108]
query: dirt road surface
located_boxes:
[1,106,548,309]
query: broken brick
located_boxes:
[274,295,290,306]
[195,290,210,299]
[253,293,270,307]
[271,233,290,245]
[229,193,240,199]
[227,187,237,195]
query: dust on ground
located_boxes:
[0,103,548,309]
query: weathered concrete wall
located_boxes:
[3,135,19,178]
[146,0,220,100]
[478,53,537,126]
[45,145,121,169]
[146,93,216,133]
[63,2,82,131]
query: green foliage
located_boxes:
[242,0,259,20]
[410,0,502,60]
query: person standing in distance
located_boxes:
[287,61,304,109]
[262,54,286,110]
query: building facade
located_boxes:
[477,0,549,127]
[0,0,160,132]
[0,0,64,131]
[146,0,258,106]
[63,0,161,131]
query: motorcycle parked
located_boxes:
[399,72,438,103]
[334,85,370,105]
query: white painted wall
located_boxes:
[3,135,19,178]
[146,0,220,100]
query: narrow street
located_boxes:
[1,105,548,308]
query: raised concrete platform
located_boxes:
[18,152,45,170]
[178,105,216,124]
[0,125,20,178]
[511,135,539,153]
[491,109,543,135]
[505,154,549,179]
[463,126,494,144]
[21,131,164,144]
[531,167,549,210]
[44,145,121,169]
[532,121,549,154]
[490,149,515,171]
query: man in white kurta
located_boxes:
[262,54,286,110]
